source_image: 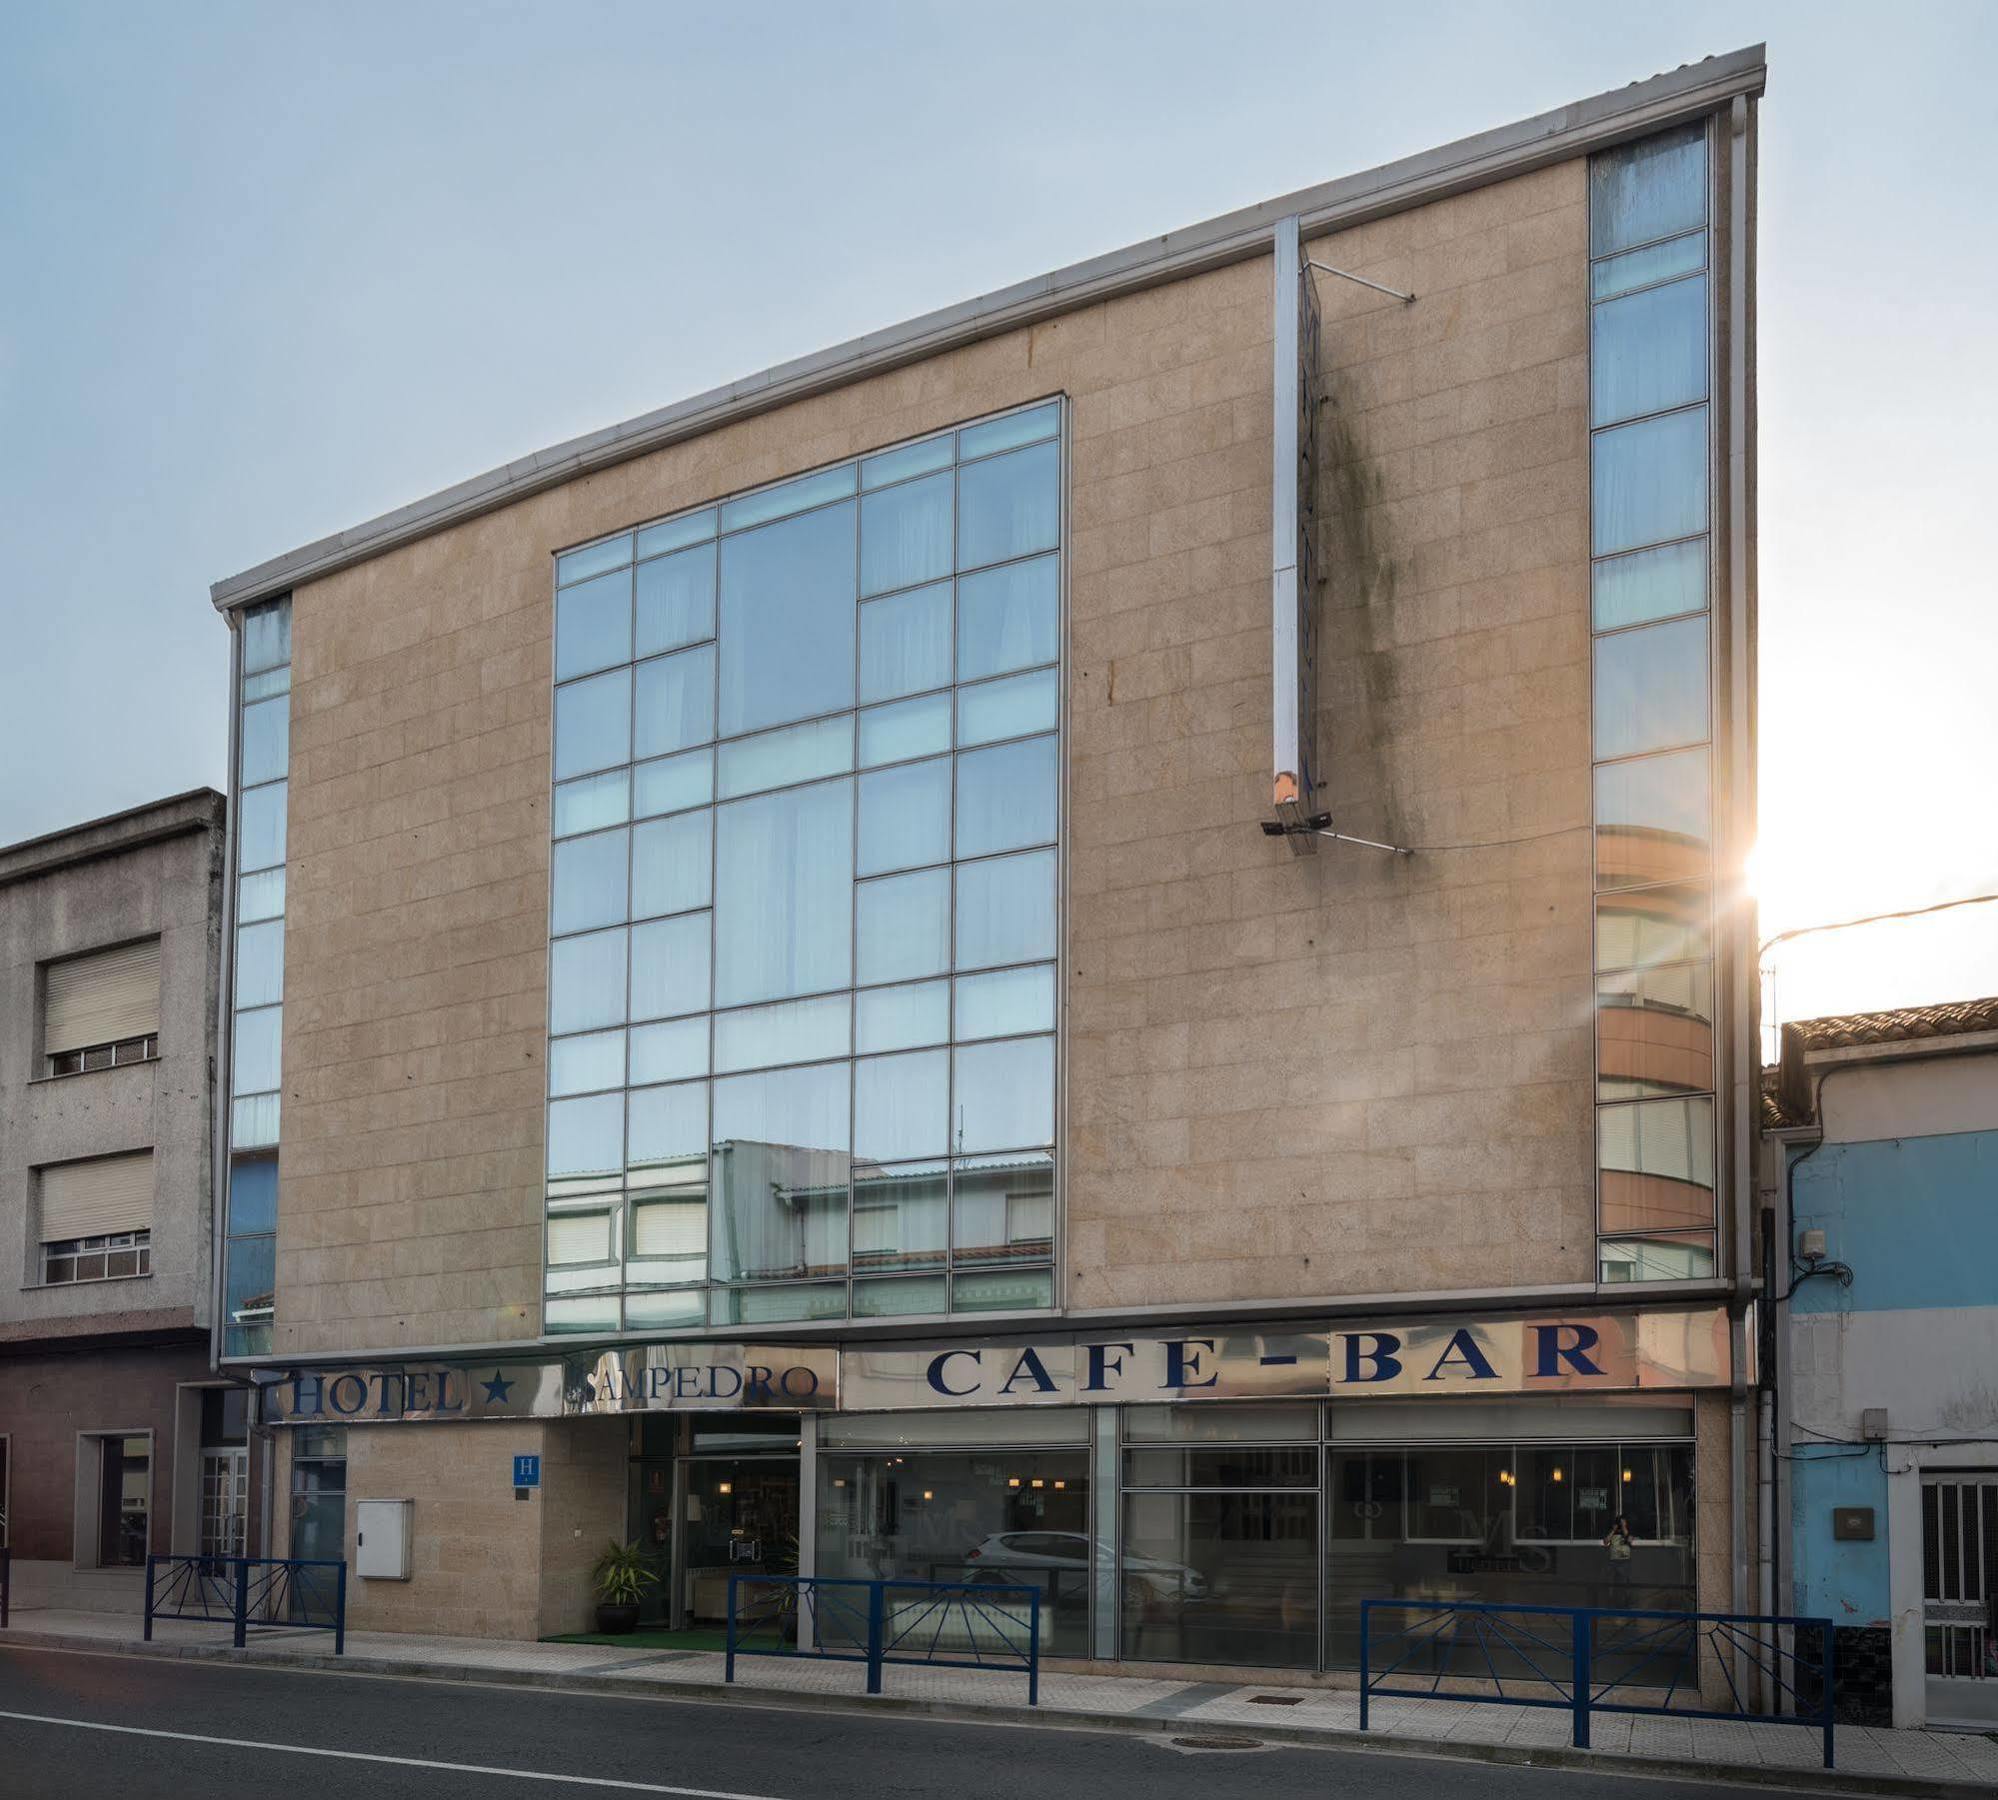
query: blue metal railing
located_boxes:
[144,1555,347,1654]
[1360,1600,1835,1768]
[1,1546,10,1629]
[725,1574,1039,1705]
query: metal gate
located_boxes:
[1923,1475,1998,1726]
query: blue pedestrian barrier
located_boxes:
[1360,1599,1836,1768]
[725,1573,1039,1705]
[145,1555,347,1654]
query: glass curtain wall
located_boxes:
[1587,125,1720,1283]
[544,401,1063,1332]
[224,596,291,1355]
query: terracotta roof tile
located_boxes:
[1783,995,1998,1053]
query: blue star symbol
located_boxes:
[480,1371,515,1405]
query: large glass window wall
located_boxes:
[546,402,1063,1332]
[1587,124,1719,1284]
[223,595,290,1356]
[807,1402,1696,1673]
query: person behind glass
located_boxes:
[1602,1513,1635,1603]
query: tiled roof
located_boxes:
[1783,996,1998,1053]
[1766,995,1998,1132]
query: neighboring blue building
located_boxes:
[1767,997,1998,1729]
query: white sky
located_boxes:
[2,2,1992,1031]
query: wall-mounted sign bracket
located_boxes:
[1304,258,1417,305]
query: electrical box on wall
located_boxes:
[355,1499,414,1579]
[1832,1506,1876,1542]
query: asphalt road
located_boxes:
[0,1644,1835,1800]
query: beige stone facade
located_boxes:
[274,157,1599,1354]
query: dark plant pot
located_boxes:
[595,1602,640,1635]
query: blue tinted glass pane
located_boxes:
[716,714,852,800]
[1592,275,1707,427]
[238,782,287,873]
[240,695,289,786]
[554,668,631,781]
[861,436,953,490]
[234,920,284,1009]
[634,748,713,818]
[555,567,632,681]
[1595,747,1711,891]
[957,555,1058,680]
[242,665,289,703]
[635,542,716,659]
[957,440,1059,571]
[858,692,951,767]
[959,402,1060,461]
[1592,407,1707,557]
[1592,230,1705,302]
[1591,123,1706,255]
[237,868,285,923]
[860,472,952,597]
[957,667,1057,747]
[856,868,950,985]
[1594,615,1710,762]
[713,779,854,1007]
[859,583,952,703]
[1594,536,1707,632]
[242,600,291,675]
[855,1049,948,1162]
[224,1235,276,1325]
[552,829,629,936]
[713,1061,851,1150]
[711,1066,851,1283]
[858,757,951,877]
[629,1079,709,1170]
[548,1092,624,1179]
[719,464,856,533]
[636,509,716,559]
[631,911,712,1021]
[954,964,1055,1040]
[632,810,711,919]
[634,644,716,760]
[550,928,627,1035]
[557,534,633,586]
[714,994,850,1074]
[956,734,1057,858]
[855,980,949,1053]
[630,1018,708,1087]
[956,850,1056,970]
[231,1005,282,1095]
[718,502,856,736]
[952,1035,1055,1152]
[549,1029,625,1098]
[554,769,630,839]
[227,1156,278,1235]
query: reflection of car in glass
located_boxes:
[961,1531,1208,1605]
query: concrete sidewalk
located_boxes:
[5,1605,1995,1797]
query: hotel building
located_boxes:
[205,49,1765,1670]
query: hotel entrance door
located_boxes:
[682,1458,800,1627]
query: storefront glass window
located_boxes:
[1122,1487,1319,1668]
[818,1447,1091,1653]
[546,404,1064,1331]
[1325,1440,1695,1667]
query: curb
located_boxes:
[2,1628,1984,1800]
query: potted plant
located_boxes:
[591,1539,657,1635]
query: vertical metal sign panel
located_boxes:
[1271,215,1321,849]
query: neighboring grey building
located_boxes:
[0,789,258,1612]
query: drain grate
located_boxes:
[1248,1694,1304,1706]
[1172,1736,1262,1751]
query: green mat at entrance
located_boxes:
[542,1627,735,1651]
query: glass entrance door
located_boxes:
[682,1458,799,1626]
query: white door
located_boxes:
[200,1449,249,1558]
[1923,1475,1998,1727]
